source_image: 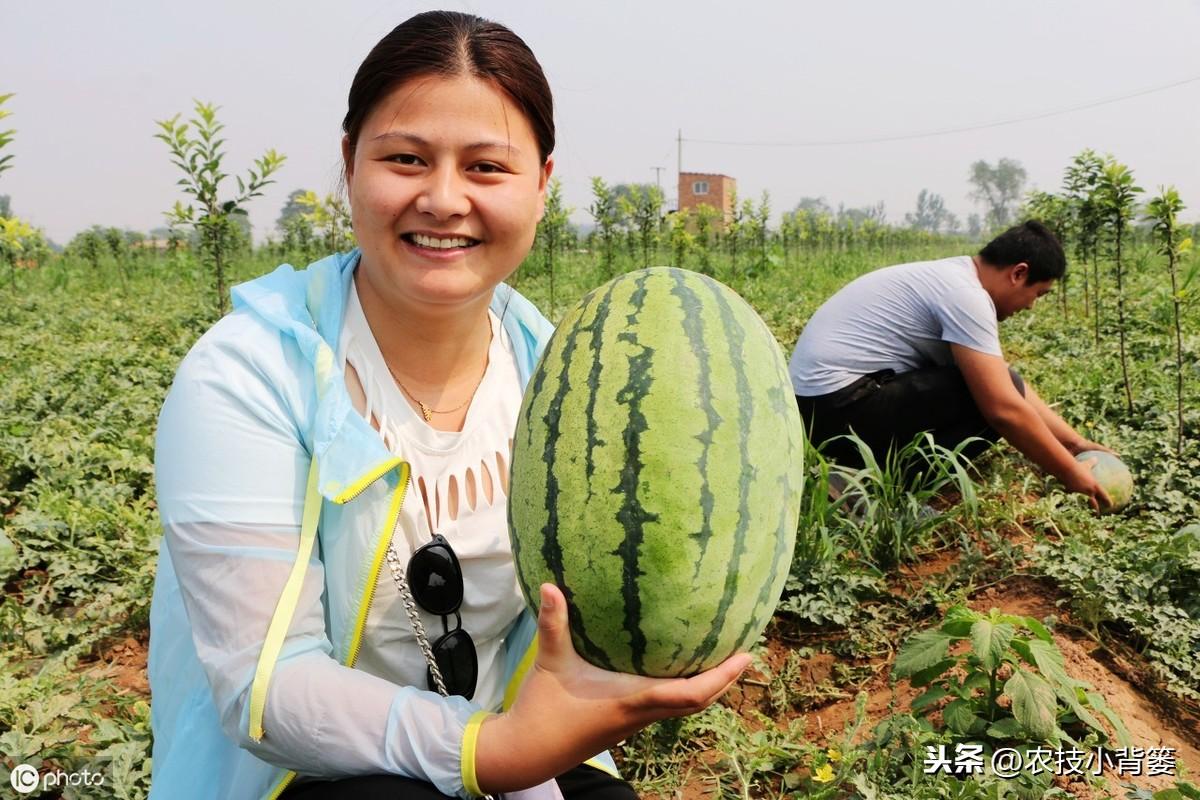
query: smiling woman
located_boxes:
[145,10,749,800]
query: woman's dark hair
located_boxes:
[978,220,1067,283]
[343,11,554,162]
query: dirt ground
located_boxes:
[90,566,1199,798]
[729,573,1200,798]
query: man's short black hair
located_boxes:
[979,220,1066,283]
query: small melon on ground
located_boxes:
[1075,450,1133,512]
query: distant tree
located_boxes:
[747,191,772,275]
[156,100,285,315]
[904,189,951,233]
[693,203,720,275]
[966,213,983,239]
[617,184,664,267]
[1062,149,1105,336]
[1097,157,1142,415]
[535,177,572,312]
[1144,187,1190,454]
[836,201,885,226]
[968,158,1027,230]
[588,177,620,276]
[792,196,833,216]
[276,188,310,231]
[0,195,10,217]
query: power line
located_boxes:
[684,73,1200,149]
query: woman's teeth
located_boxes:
[409,233,476,249]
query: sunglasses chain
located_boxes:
[383,533,452,697]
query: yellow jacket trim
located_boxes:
[248,458,322,743]
[460,709,494,797]
[332,456,403,504]
[503,636,538,712]
[251,459,408,797]
[345,462,409,667]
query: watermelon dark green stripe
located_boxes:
[677,275,757,674]
[528,300,616,671]
[611,270,659,674]
[669,270,719,580]
[583,282,618,499]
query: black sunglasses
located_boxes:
[406,533,477,699]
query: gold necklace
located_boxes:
[385,323,492,423]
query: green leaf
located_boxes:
[940,605,980,637]
[1004,669,1057,740]
[942,699,978,735]
[907,658,957,688]
[1010,637,1034,666]
[910,685,951,712]
[893,629,954,678]
[986,717,1023,739]
[1022,617,1053,643]
[970,619,1014,671]
[961,671,990,693]
[1089,692,1133,748]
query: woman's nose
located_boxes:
[415,166,471,220]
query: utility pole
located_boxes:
[677,129,682,183]
[651,166,665,191]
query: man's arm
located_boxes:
[950,344,1110,510]
[1021,381,1111,455]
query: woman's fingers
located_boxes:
[534,583,572,671]
[642,652,752,713]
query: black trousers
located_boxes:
[796,366,1025,470]
[280,762,638,800]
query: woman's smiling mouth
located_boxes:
[402,232,482,250]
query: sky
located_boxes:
[3,0,1199,245]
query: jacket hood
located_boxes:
[230,249,554,502]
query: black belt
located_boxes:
[812,368,895,409]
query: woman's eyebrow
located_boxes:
[371,130,519,156]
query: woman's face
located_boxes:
[344,74,552,312]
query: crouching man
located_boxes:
[790,220,1112,510]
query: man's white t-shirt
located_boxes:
[789,255,1002,396]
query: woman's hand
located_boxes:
[474,583,750,794]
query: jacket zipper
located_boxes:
[261,460,409,800]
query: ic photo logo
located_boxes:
[8,762,106,794]
[9,763,39,794]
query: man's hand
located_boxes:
[474,583,750,794]
[1064,456,1114,511]
[1063,438,1116,457]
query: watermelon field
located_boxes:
[2,187,1199,799]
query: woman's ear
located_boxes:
[535,156,555,221]
[341,135,355,190]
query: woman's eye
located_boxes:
[470,162,506,174]
[387,154,424,166]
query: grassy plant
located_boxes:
[828,431,981,569]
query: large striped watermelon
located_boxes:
[508,267,804,677]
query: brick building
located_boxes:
[677,172,737,229]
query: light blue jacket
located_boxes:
[147,250,614,799]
